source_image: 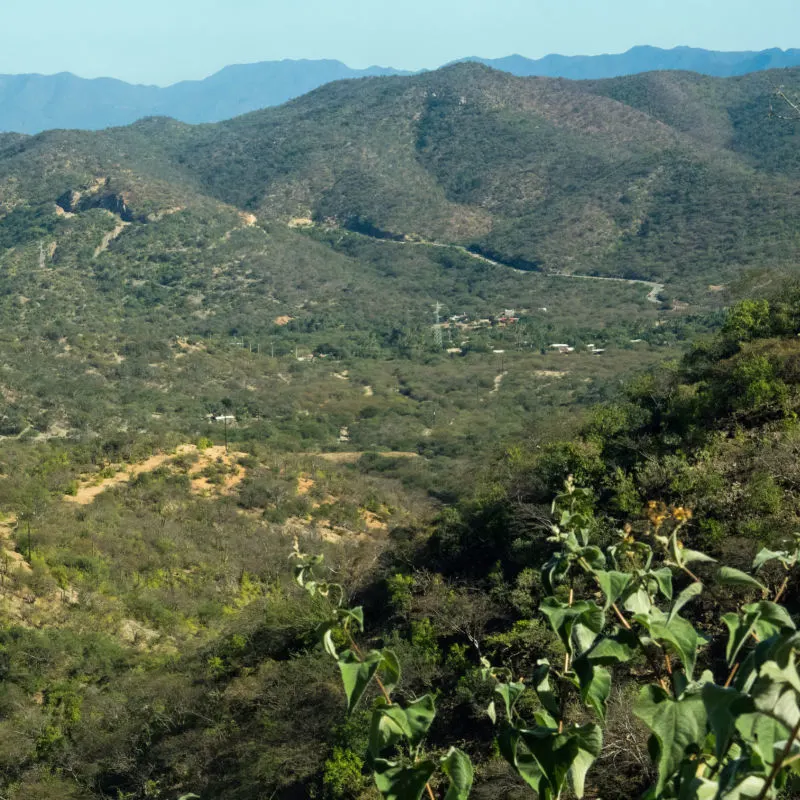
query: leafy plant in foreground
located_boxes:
[291,540,474,800]
[484,479,800,799]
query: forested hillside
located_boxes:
[0,61,800,800]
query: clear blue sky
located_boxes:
[1,0,797,85]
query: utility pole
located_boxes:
[39,241,45,270]
[224,415,228,454]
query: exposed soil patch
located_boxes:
[64,444,248,505]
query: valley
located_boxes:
[0,59,798,800]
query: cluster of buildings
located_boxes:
[548,343,606,355]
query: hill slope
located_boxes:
[167,63,800,287]
[2,63,799,293]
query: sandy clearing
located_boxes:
[64,444,248,505]
[490,371,508,394]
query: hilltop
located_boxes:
[2,63,799,291]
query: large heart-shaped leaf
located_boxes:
[518,724,602,800]
[567,723,603,798]
[638,611,702,678]
[634,685,708,794]
[531,660,560,718]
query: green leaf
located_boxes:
[540,598,604,658]
[338,649,383,715]
[594,570,632,611]
[651,567,674,600]
[584,629,638,665]
[577,545,606,570]
[573,659,611,721]
[518,724,602,800]
[339,606,365,632]
[668,582,703,624]
[403,694,436,748]
[373,758,436,800]
[497,726,542,792]
[736,711,788,767]
[702,684,753,760]
[624,587,653,615]
[724,602,796,666]
[640,612,702,678]
[670,531,716,568]
[380,649,401,695]
[567,724,603,798]
[723,610,761,666]
[717,567,767,593]
[753,547,788,571]
[441,748,474,800]
[748,600,796,635]
[496,681,526,720]
[634,685,708,794]
[718,775,767,800]
[323,628,338,659]
[531,660,560,718]
[681,549,716,565]
[678,777,718,800]
[370,703,407,758]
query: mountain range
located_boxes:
[2,45,799,134]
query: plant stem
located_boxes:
[349,630,437,799]
[564,586,574,674]
[755,715,800,800]
[724,662,740,688]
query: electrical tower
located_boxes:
[39,241,46,270]
[433,301,443,349]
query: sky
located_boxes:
[0,0,798,86]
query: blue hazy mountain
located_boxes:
[0,60,407,134]
[465,45,800,79]
[2,46,799,134]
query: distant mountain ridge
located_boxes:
[465,45,800,79]
[2,46,799,134]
